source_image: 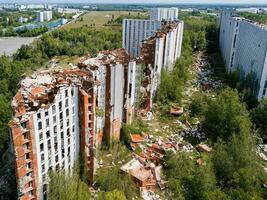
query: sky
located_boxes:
[0,0,267,5]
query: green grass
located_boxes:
[62,11,147,31]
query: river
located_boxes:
[0,37,37,56]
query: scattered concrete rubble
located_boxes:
[141,189,162,200]
[170,105,184,116]
[138,110,154,121]
[180,125,206,141]
[196,143,213,153]
[257,145,267,161]
[120,52,218,199]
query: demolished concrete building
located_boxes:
[10,10,185,200]
[78,49,141,143]
[9,68,100,200]
[138,20,184,111]
[121,158,157,192]
[9,48,145,200]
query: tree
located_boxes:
[48,169,91,200]
[0,95,11,155]
[189,92,209,117]
[98,190,127,200]
[188,163,218,200]
[250,99,267,141]
[212,133,266,199]
[164,151,227,200]
[202,88,251,142]
[95,166,139,199]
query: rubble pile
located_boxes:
[179,126,206,141]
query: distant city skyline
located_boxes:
[0,0,267,5]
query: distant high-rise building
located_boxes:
[27,4,45,10]
[219,9,267,100]
[37,11,52,22]
[149,7,179,21]
[236,7,259,13]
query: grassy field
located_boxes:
[62,11,148,31]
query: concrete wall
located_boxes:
[110,64,125,140]
[149,7,179,21]
[32,86,79,199]
[234,21,267,99]
[219,10,239,71]
[219,9,267,100]
[123,19,162,58]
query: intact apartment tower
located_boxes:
[37,11,52,22]
[219,9,267,100]
[149,7,179,21]
[9,49,140,200]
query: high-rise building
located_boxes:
[78,49,140,142]
[37,11,44,22]
[37,11,52,22]
[9,69,102,200]
[123,19,184,68]
[122,19,162,58]
[10,48,142,199]
[219,9,267,100]
[122,19,183,62]
[149,7,179,21]
[138,21,184,111]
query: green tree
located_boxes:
[251,99,267,141]
[95,166,139,199]
[48,169,90,200]
[213,134,266,199]
[202,88,251,142]
[0,95,12,154]
[98,190,127,200]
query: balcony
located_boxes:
[21,128,29,134]
[26,167,33,174]
[24,148,31,154]
[22,186,33,194]
[23,138,30,144]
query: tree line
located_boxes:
[157,12,267,199]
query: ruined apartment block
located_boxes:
[10,10,185,199]
[137,21,184,111]
[10,48,141,200]
[9,69,101,200]
[78,49,140,143]
[122,19,184,66]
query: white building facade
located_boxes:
[149,7,179,21]
[37,11,52,22]
[122,19,162,58]
[33,86,79,199]
[219,9,267,100]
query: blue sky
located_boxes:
[0,0,267,4]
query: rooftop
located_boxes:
[11,68,94,119]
